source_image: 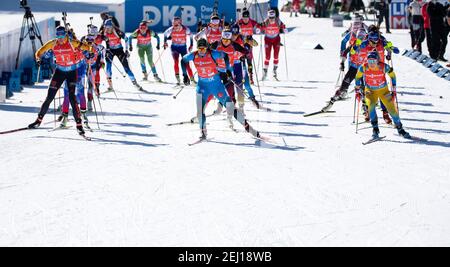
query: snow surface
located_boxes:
[1,12,450,246]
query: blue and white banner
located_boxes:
[390,0,409,30]
[124,0,237,33]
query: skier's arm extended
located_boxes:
[181,52,196,76]
[35,40,56,59]
[127,30,138,48]
[212,50,233,73]
[354,65,365,88]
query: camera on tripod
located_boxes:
[19,0,28,8]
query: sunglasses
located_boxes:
[211,19,220,24]
[198,47,207,52]
[56,34,66,39]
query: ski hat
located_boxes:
[173,16,181,25]
[231,24,240,35]
[222,30,233,40]
[197,38,208,48]
[104,19,113,28]
[89,25,98,36]
[139,21,147,30]
[242,10,250,18]
[367,51,379,61]
[268,10,276,18]
[55,26,67,39]
[368,31,379,43]
[210,14,220,25]
[85,34,95,43]
[356,29,367,40]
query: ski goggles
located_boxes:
[198,47,208,53]
[222,31,233,40]
[211,19,220,25]
[367,59,378,64]
[56,32,66,39]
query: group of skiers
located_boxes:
[23,8,414,143]
[320,14,411,140]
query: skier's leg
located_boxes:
[36,70,65,121]
[62,81,70,115]
[138,46,147,76]
[233,62,245,109]
[116,49,136,82]
[273,36,281,76]
[378,87,400,125]
[333,66,357,100]
[364,88,380,136]
[66,70,82,124]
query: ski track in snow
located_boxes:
[1,13,450,246]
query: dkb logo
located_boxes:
[143,5,197,28]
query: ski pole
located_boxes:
[250,58,263,103]
[153,48,166,66]
[352,91,357,124]
[283,33,289,80]
[87,65,100,129]
[106,53,126,78]
[172,85,186,99]
[88,66,104,119]
[355,92,361,134]
[100,67,119,101]
[157,49,166,82]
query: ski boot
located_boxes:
[175,74,181,86]
[249,96,260,109]
[59,113,69,128]
[143,72,148,81]
[76,119,85,135]
[273,66,279,81]
[132,80,144,91]
[396,123,411,139]
[153,74,162,83]
[28,116,43,129]
[262,68,268,81]
[199,128,207,140]
[87,99,93,112]
[331,89,348,102]
[322,100,335,112]
[382,110,392,125]
[371,121,380,139]
[81,111,90,130]
[107,77,114,92]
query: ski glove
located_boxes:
[386,53,391,61]
[156,44,160,50]
[163,43,168,50]
[35,58,41,67]
[129,45,133,52]
[188,46,193,52]
[340,62,345,71]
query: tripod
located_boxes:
[15,5,44,70]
